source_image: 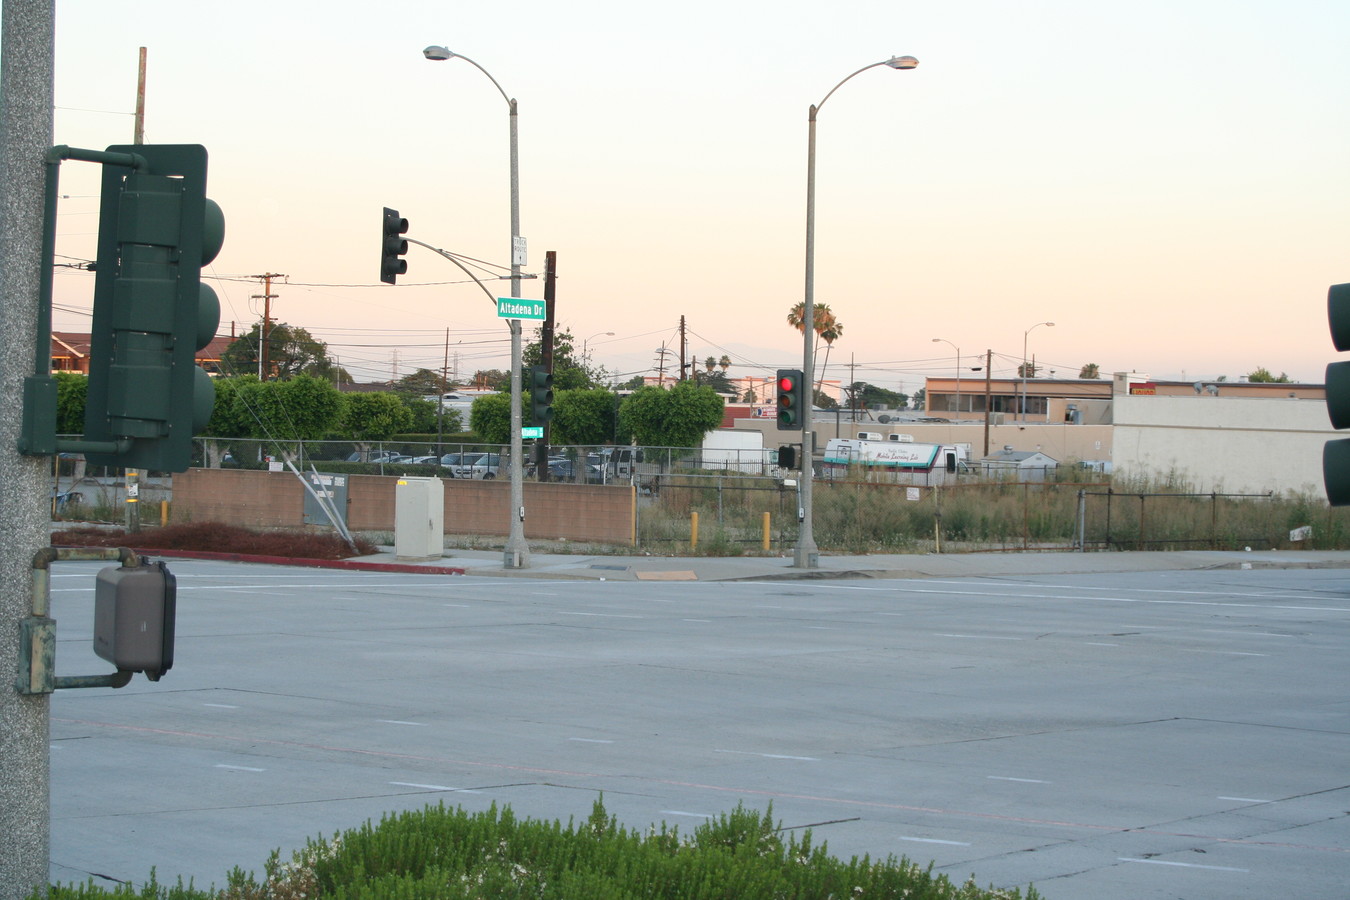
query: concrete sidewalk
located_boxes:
[350,545,1350,582]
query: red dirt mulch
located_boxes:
[51,522,377,560]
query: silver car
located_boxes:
[454,453,502,480]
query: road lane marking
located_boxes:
[1119,857,1248,872]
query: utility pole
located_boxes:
[134,47,146,144]
[1,2,56,897]
[983,349,993,457]
[250,273,283,380]
[536,250,557,480]
[678,315,687,381]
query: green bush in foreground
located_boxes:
[44,800,1039,900]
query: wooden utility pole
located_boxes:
[537,251,557,480]
[251,273,284,380]
[678,315,687,381]
[134,47,146,144]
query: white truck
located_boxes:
[821,436,970,485]
[698,430,779,475]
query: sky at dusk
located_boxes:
[39,0,1350,394]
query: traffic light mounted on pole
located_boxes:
[380,207,408,284]
[776,368,805,430]
[81,144,223,473]
[527,365,554,427]
[1324,283,1350,505]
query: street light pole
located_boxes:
[1021,321,1054,424]
[583,330,614,365]
[932,337,960,417]
[797,54,918,569]
[424,45,530,568]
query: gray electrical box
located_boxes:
[94,559,176,681]
[395,476,444,560]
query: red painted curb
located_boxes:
[131,548,466,576]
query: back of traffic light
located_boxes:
[527,365,554,427]
[1324,283,1350,505]
[380,207,409,284]
[19,144,223,473]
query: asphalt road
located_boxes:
[47,558,1350,898]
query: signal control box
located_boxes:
[94,558,176,681]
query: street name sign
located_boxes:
[497,297,546,321]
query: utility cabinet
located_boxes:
[395,476,444,560]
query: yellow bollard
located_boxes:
[161,500,169,527]
[690,511,699,549]
[762,511,771,551]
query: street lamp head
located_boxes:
[885,55,920,70]
[423,45,454,61]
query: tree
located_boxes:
[618,381,724,447]
[553,388,619,446]
[851,381,908,411]
[911,387,926,411]
[1017,361,1038,379]
[524,327,603,390]
[1079,363,1101,379]
[471,369,511,392]
[201,375,262,467]
[469,393,511,444]
[817,315,843,392]
[337,393,413,443]
[396,368,446,396]
[220,322,339,381]
[233,375,344,459]
[53,372,87,435]
[1247,367,1292,383]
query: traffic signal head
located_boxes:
[380,207,408,284]
[1325,283,1350,504]
[83,144,223,473]
[528,365,554,427]
[776,368,805,430]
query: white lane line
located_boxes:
[202,703,239,709]
[935,633,1021,641]
[900,836,971,846]
[378,720,426,726]
[714,749,819,761]
[988,776,1050,784]
[1180,649,1268,657]
[1084,642,1119,646]
[1219,796,1271,804]
[683,618,713,623]
[1118,857,1248,873]
[661,810,713,819]
[569,738,614,744]
[390,782,482,794]
[215,764,264,772]
[556,611,643,619]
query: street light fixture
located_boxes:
[931,338,960,418]
[797,54,918,569]
[583,330,615,364]
[1021,321,1054,423]
[423,44,530,568]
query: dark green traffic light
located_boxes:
[528,365,554,427]
[776,368,804,431]
[380,207,408,284]
[1325,283,1350,505]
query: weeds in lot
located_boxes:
[50,522,376,560]
[43,799,1040,900]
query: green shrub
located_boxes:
[44,800,1040,900]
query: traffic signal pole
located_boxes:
[1,2,57,896]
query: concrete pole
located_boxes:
[0,3,57,897]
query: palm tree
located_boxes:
[786,301,836,385]
[816,316,844,393]
[718,354,731,373]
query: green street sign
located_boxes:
[497,297,546,320]
[521,426,544,439]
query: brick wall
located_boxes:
[172,468,635,545]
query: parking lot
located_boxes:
[47,559,1350,898]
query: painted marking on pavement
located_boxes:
[202,703,239,709]
[661,810,713,819]
[569,738,614,744]
[390,781,482,793]
[900,837,971,846]
[715,749,819,761]
[378,720,426,726]
[1118,857,1249,872]
[1219,796,1271,804]
[215,764,265,772]
[988,776,1050,784]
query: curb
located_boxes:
[132,548,467,576]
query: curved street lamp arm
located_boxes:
[444,52,514,109]
[404,237,501,304]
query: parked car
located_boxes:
[439,452,479,470]
[454,453,501,479]
[547,459,603,483]
[409,455,440,465]
[346,449,402,463]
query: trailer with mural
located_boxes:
[821,436,970,485]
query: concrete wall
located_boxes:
[172,469,636,544]
[1111,395,1332,495]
